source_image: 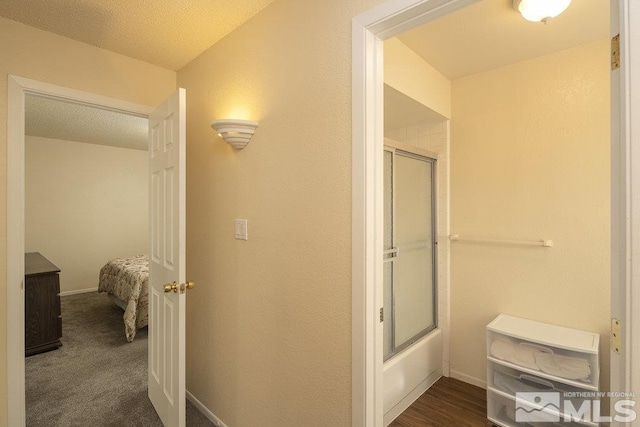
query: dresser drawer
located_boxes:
[487,388,597,427]
[488,361,597,411]
[25,252,62,356]
[486,315,600,427]
[487,315,599,389]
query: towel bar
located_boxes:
[449,234,553,248]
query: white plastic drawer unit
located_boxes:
[486,314,600,427]
[487,389,597,427]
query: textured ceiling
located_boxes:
[398,0,609,80]
[0,0,276,71]
[26,95,148,151]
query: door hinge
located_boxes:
[612,318,621,354]
[612,34,620,70]
[379,307,384,323]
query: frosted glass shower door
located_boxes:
[383,147,436,360]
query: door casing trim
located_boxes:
[6,75,152,426]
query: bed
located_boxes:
[98,254,149,342]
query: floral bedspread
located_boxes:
[98,255,149,342]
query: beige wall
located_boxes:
[177,0,385,425]
[2,5,611,427]
[384,38,451,119]
[450,40,611,389]
[25,136,148,294]
[0,17,176,425]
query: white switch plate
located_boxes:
[235,219,248,240]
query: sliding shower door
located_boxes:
[383,146,437,361]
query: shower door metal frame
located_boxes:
[383,140,438,362]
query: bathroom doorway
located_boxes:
[351,1,638,426]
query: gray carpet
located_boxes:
[26,292,214,427]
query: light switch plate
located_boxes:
[235,219,248,240]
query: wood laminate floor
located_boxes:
[389,377,493,427]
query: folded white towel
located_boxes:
[534,352,591,382]
[490,340,549,371]
[494,371,546,394]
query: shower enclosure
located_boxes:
[382,141,441,424]
[383,144,437,360]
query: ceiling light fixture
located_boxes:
[210,119,259,150]
[512,0,572,23]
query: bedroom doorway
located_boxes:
[7,77,190,426]
[23,93,151,423]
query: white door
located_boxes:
[147,88,189,427]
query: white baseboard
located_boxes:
[186,389,228,427]
[59,287,98,297]
[449,369,486,389]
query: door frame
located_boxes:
[6,75,153,426]
[609,1,640,424]
[351,0,639,426]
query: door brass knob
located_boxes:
[163,282,178,293]
[163,281,195,294]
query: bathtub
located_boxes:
[383,328,443,425]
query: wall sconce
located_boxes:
[210,119,259,150]
[512,0,571,23]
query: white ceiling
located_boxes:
[397,0,609,80]
[0,0,276,71]
[385,0,609,131]
[25,95,148,151]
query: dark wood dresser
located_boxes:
[25,252,62,356]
